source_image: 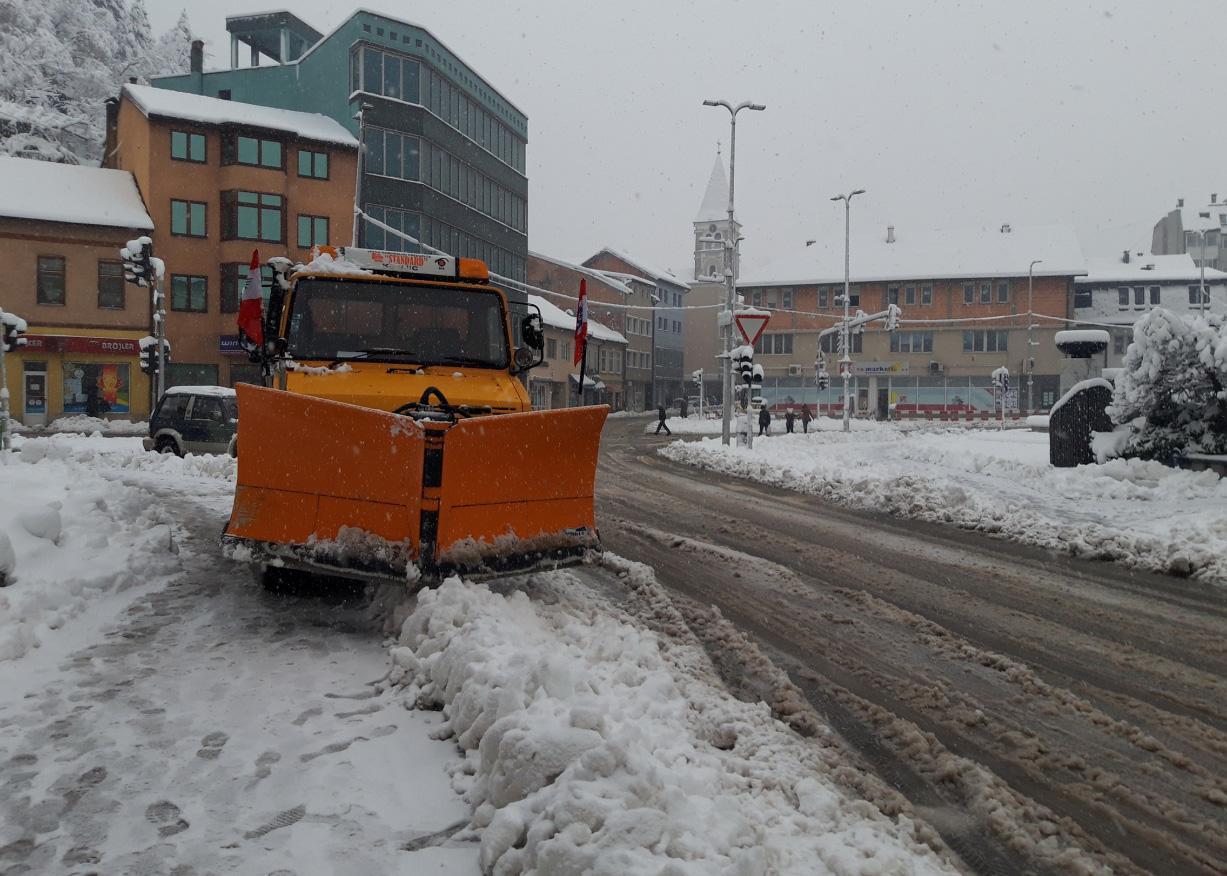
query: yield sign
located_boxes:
[734,309,771,346]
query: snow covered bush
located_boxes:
[1109,309,1227,460]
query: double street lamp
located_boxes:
[830,189,865,433]
[702,98,765,447]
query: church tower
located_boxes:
[693,150,741,282]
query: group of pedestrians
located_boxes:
[758,404,813,435]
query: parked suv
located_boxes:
[143,386,238,457]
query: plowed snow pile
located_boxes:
[392,575,957,875]
[660,428,1227,583]
[0,436,185,661]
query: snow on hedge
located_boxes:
[392,573,956,875]
[660,428,1227,582]
[0,437,183,662]
[1109,308,1227,459]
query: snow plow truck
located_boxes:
[221,247,607,585]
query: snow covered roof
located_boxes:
[741,224,1087,286]
[0,157,153,230]
[528,251,631,295]
[1173,205,1226,233]
[123,84,357,148]
[591,247,690,289]
[696,155,729,222]
[528,294,626,344]
[1076,253,1227,284]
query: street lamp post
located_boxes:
[831,189,865,433]
[1027,259,1042,413]
[1198,212,1211,318]
[703,98,765,446]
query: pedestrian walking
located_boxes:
[757,406,771,436]
[785,408,795,433]
[800,405,813,433]
[654,404,672,435]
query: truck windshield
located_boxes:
[285,277,509,368]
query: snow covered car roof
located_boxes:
[164,386,238,397]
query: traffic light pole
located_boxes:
[154,278,166,402]
[0,320,8,453]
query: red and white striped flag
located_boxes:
[573,278,588,366]
[236,249,263,347]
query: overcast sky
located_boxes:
[149,0,1227,280]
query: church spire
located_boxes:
[696,152,729,223]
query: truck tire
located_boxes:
[155,436,182,457]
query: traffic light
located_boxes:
[692,369,703,386]
[815,358,830,390]
[735,345,754,384]
[121,237,155,288]
[991,366,1010,393]
[1,310,27,353]
[139,335,172,376]
[885,303,901,332]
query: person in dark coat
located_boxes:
[785,408,795,433]
[757,406,771,436]
[655,404,671,435]
[800,405,814,433]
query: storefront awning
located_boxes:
[569,373,605,391]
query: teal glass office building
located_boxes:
[155,10,528,285]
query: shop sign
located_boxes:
[22,335,140,356]
[220,335,243,354]
[853,361,909,376]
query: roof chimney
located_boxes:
[886,225,895,243]
[1122,250,1130,264]
[191,39,204,73]
[1177,198,1185,208]
[1000,223,1011,233]
[1213,193,1219,204]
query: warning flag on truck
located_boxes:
[237,249,264,348]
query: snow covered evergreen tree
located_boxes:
[1109,309,1227,459]
[0,0,191,164]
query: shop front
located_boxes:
[5,330,150,425]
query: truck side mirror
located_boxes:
[521,313,544,351]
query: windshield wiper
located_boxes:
[433,355,494,368]
[327,348,418,368]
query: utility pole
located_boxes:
[831,189,865,433]
[703,98,765,446]
[1027,259,1042,413]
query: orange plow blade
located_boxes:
[222,385,607,582]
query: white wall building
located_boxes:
[1074,251,1227,365]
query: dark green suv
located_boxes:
[143,387,238,457]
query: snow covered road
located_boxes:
[600,417,1227,875]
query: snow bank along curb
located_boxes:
[390,572,957,875]
[0,435,213,661]
[659,431,1227,584]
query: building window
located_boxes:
[963,283,974,305]
[887,286,899,306]
[170,130,205,163]
[1188,285,1209,306]
[997,281,1009,303]
[1119,287,1131,308]
[890,331,933,354]
[781,289,793,310]
[363,203,420,252]
[921,285,933,305]
[904,285,916,306]
[170,274,207,313]
[297,149,329,179]
[750,290,762,307]
[979,282,991,304]
[848,288,860,307]
[819,333,861,354]
[171,199,207,237]
[546,338,557,359]
[1133,286,1145,308]
[1074,287,1092,308]
[961,330,1009,353]
[223,134,283,169]
[297,215,330,248]
[818,288,828,309]
[222,191,283,242]
[220,262,272,314]
[1149,286,1161,305]
[97,260,124,309]
[37,256,65,305]
[356,47,420,103]
[1114,333,1128,355]
[365,127,420,181]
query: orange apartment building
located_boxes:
[0,157,155,425]
[103,83,358,387]
[737,224,1087,416]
